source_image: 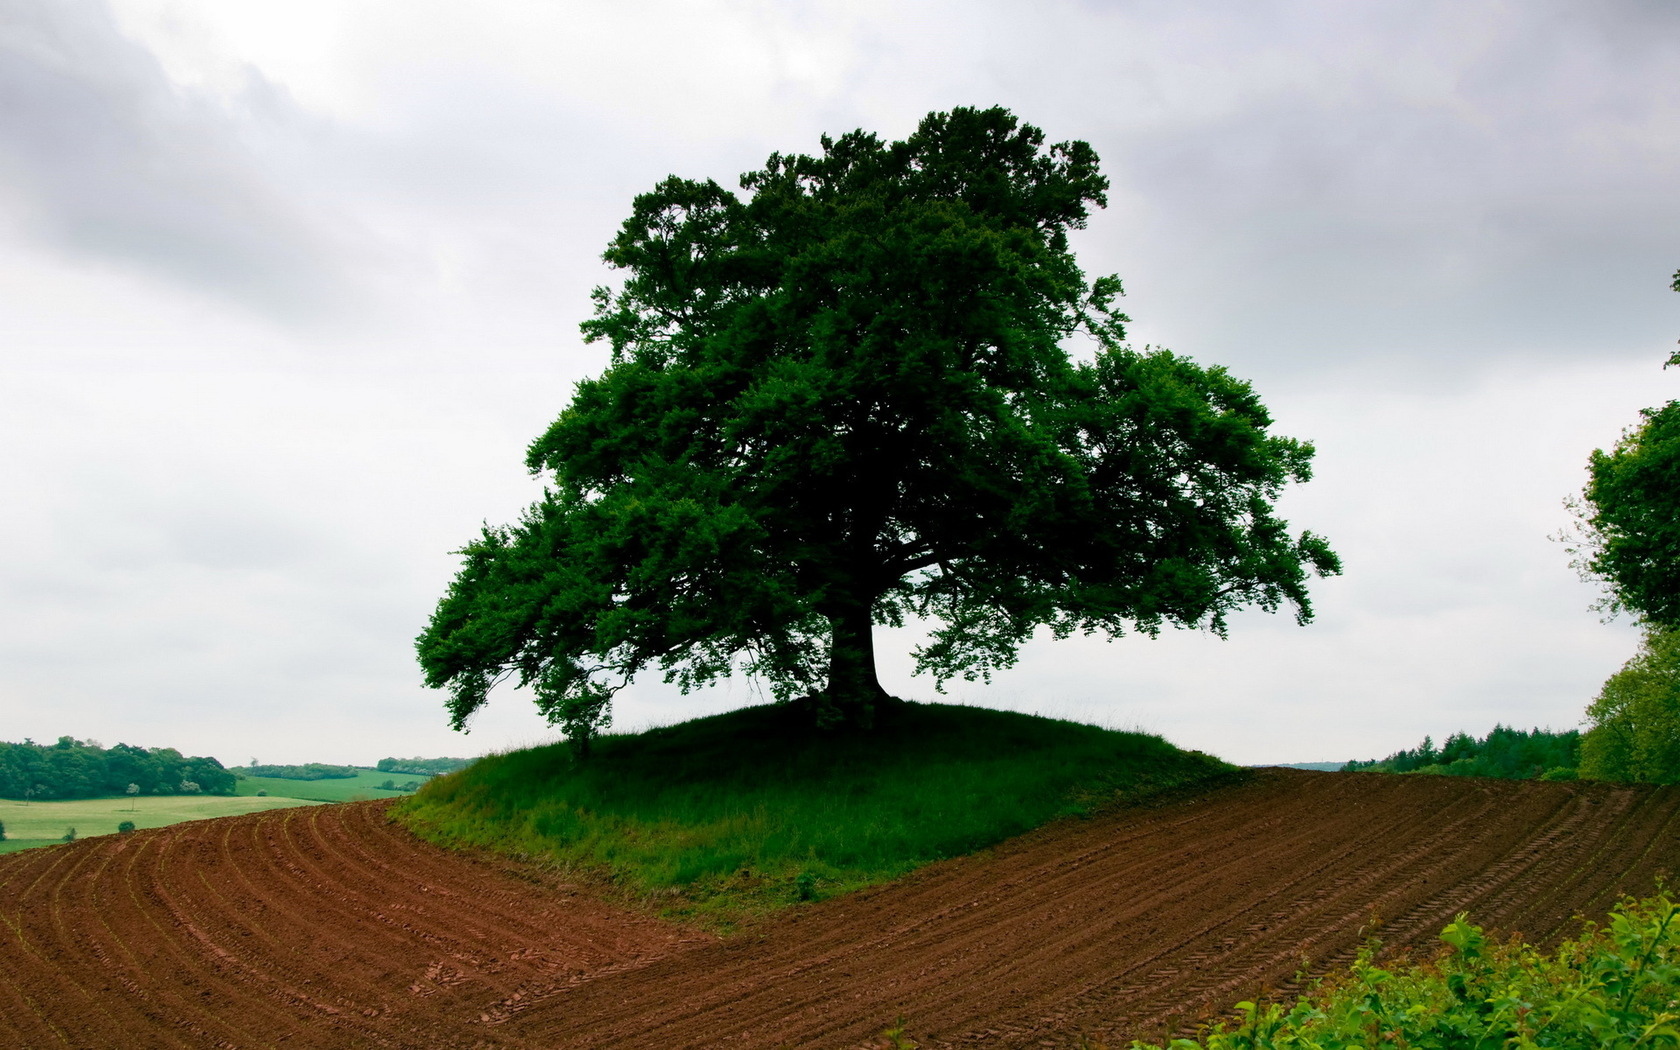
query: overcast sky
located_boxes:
[2,0,1676,768]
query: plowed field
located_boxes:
[3,769,1677,1049]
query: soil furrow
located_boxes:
[4,771,1679,1050]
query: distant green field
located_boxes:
[0,794,320,853]
[234,768,427,802]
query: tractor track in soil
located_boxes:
[2,769,1677,1049]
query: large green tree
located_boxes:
[1566,270,1680,630]
[417,107,1340,748]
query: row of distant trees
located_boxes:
[1343,726,1581,780]
[0,737,235,800]
[375,756,471,776]
[243,763,362,781]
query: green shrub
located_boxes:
[61,827,76,843]
[1128,890,1680,1049]
[1582,627,1680,784]
[794,871,818,902]
[117,820,136,834]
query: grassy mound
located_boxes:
[395,701,1236,926]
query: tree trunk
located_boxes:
[819,600,889,729]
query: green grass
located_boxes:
[233,768,426,802]
[0,794,320,853]
[396,700,1237,927]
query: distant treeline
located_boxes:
[0,737,235,800]
[1342,725,1580,781]
[243,763,363,781]
[376,756,471,776]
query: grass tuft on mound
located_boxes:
[395,700,1236,926]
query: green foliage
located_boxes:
[1574,400,1680,630]
[116,819,135,834]
[375,756,471,776]
[0,818,6,841]
[0,737,234,800]
[1582,627,1680,784]
[241,762,361,781]
[794,871,817,902]
[1671,267,1679,368]
[61,827,75,842]
[396,701,1235,926]
[1567,267,1680,627]
[417,105,1339,744]
[1128,890,1680,1049]
[1342,725,1580,780]
[876,1017,920,1050]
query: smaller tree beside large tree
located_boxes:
[1581,626,1680,784]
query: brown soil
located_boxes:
[3,769,1677,1049]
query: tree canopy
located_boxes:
[417,106,1340,747]
[1566,271,1680,630]
[1581,626,1680,784]
[0,737,234,800]
[1576,402,1680,629]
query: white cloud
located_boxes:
[0,0,365,319]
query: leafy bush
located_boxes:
[61,827,76,842]
[117,820,136,834]
[0,818,6,841]
[1127,890,1680,1049]
[1582,627,1680,784]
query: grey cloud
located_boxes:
[1077,0,1680,381]
[0,0,352,319]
